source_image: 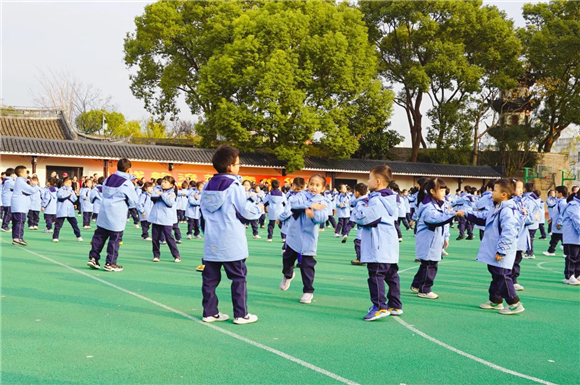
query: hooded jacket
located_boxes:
[415,196,455,261]
[11,177,40,214]
[186,188,201,219]
[335,193,351,218]
[56,185,78,218]
[137,190,154,222]
[282,190,327,256]
[263,188,287,221]
[41,186,58,215]
[148,185,177,226]
[79,187,94,213]
[89,185,103,214]
[2,177,15,207]
[96,171,138,231]
[558,196,580,245]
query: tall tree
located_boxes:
[519,0,580,152]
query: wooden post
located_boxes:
[103,159,109,177]
[31,156,37,174]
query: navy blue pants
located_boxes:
[267,219,282,240]
[250,220,259,236]
[141,221,150,239]
[28,210,40,227]
[479,229,485,241]
[44,213,56,230]
[89,226,123,265]
[82,212,92,227]
[539,223,547,238]
[394,219,402,238]
[564,244,580,279]
[177,210,185,222]
[259,214,266,227]
[411,260,438,293]
[458,217,473,237]
[2,206,12,230]
[527,229,537,255]
[398,217,410,230]
[510,251,523,284]
[128,208,139,224]
[548,233,563,253]
[335,217,350,236]
[321,215,337,229]
[354,238,361,260]
[152,224,180,259]
[11,212,26,239]
[367,263,402,310]
[202,259,248,318]
[187,218,200,236]
[487,265,519,305]
[282,246,317,293]
[548,221,552,234]
[53,217,81,239]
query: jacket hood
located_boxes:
[202,174,241,213]
[370,188,397,216]
[205,174,238,192]
[270,189,283,197]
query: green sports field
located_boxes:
[1,222,579,385]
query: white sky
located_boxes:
[1,0,543,145]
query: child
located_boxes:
[87,158,139,272]
[79,179,94,229]
[27,176,42,230]
[53,177,83,243]
[1,168,16,232]
[523,183,543,259]
[453,186,475,240]
[243,180,261,239]
[352,165,402,321]
[320,188,337,231]
[41,177,58,233]
[335,184,351,240]
[186,181,203,240]
[474,181,495,240]
[0,171,4,224]
[255,184,266,229]
[350,183,368,266]
[458,179,525,315]
[177,181,189,223]
[411,178,455,299]
[543,186,568,256]
[200,145,264,324]
[536,190,548,240]
[279,177,306,246]
[90,176,104,222]
[546,189,557,234]
[10,166,40,245]
[509,179,535,292]
[278,174,328,304]
[137,182,154,241]
[559,190,580,285]
[263,179,286,243]
[149,176,181,262]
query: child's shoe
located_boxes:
[441,249,449,256]
[176,239,182,244]
[363,305,389,321]
[83,226,91,230]
[160,240,166,245]
[174,257,181,263]
[77,237,84,242]
[334,233,340,238]
[53,239,59,243]
[43,229,53,233]
[410,286,419,293]
[87,258,101,270]
[563,276,580,285]
[479,301,504,310]
[513,283,524,291]
[300,293,313,304]
[388,308,403,316]
[398,238,403,242]
[266,238,273,243]
[152,257,160,262]
[104,263,123,272]
[319,228,325,232]
[456,235,466,240]
[417,292,438,299]
[187,234,192,240]
[499,302,525,315]
[351,259,365,266]
[253,235,261,239]
[142,237,152,241]
[341,235,348,243]
[202,312,229,323]
[233,313,258,325]
[12,238,27,246]
[543,251,556,256]
[194,235,202,239]
[29,226,35,230]
[0,228,10,232]
[134,224,140,229]
[196,264,205,272]
[280,272,295,291]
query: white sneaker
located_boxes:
[187,234,192,240]
[29,226,34,230]
[334,233,340,238]
[53,239,59,243]
[233,313,258,325]
[499,302,525,315]
[266,239,273,243]
[560,245,564,250]
[145,237,152,241]
[563,276,580,285]
[77,237,84,242]
[523,254,536,259]
[410,286,419,293]
[480,301,504,310]
[253,235,261,239]
[280,272,295,291]
[134,224,140,229]
[83,226,91,230]
[388,308,404,316]
[202,312,229,323]
[417,292,438,299]
[441,249,448,256]
[194,235,202,239]
[513,283,524,291]
[300,293,314,304]
[543,251,556,256]
[43,229,53,233]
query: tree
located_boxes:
[124,1,394,172]
[353,123,403,160]
[75,110,140,137]
[144,118,167,138]
[488,123,542,177]
[519,0,580,152]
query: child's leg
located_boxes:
[67,217,82,237]
[27,210,33,228]
[458,217,466,237]
[187,217,194,236]
[547,221,552,234]
[164,225,180,258]
[527,229,536,255]
[152,224,162,258]
[172,222,182,241]
[328,215,337,229]
[510,251,523,284]
[570,245,580,279]
[342,220,354,236]
[223,260,249,318]
[367,263,387,309]
[32,211,40,227]
[89,226,110,262]
[131,208,140,225]
[105,230,123,265]
[299,256,317,293]
[384,263,402,309]
[412,260,438,294]
[488,265,519,305]
[2,206,12,230]
[83,212,92,227]
[547,233,562,253]
[282,247,299,279]
[193,219,200,237]
[250,220,259,236]
[202,261,223,317]
[45,214,54,230]
[539,223,547,238]
[354,238,361,260]
[53,217,65,239]
[335,218,344,235]
[267,219,275,239]
[141,221,150,239]
[479,229,485,241]
[12,212,25,240]
[466,221,474,238]
[394,220,402,239]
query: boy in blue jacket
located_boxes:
[27,175,42,230]
[353,165,402,321]
[350,183,369,266]
[41,177,58,232]
[10,166,40,246]
[544,186,568,256]
[87,158,138,272]
[1,168,16,232]
[264,179,287,243]
[200,145,264,325]
[558,190,580,285]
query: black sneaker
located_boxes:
[539,237,547,240]
[12,238,27,246]
[466,236,474,240]
[87,258,101,269]
[456,235,466,240]
[104,263,123,272]
[176,239,182,244]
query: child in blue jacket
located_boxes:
[186,181,204,240]
[10,166,40,246]
[264,179,287,243]
[459,179,525,315]
[27,175,42,230]
[278,174,328,304]
[1,168,16,232]
[53,177,83,243]
[411,178,455,299]
[353,165,402,321]
[137,182,154,241]
[89,176,104,222]
[200,145,264,324]
[544,186,568,256]
[557,191,580,285]
[279,177,306,248]
[79,179,94,229]
[87,159,139,272]
[334,184,351,239]
[41,177,58,232]
[350,183,369,266]
[177,181,189,223]
[149,176,180,262]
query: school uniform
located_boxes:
[257,190,266,227]
[558,196,580,280]
[335,193,351,236]
[320,191,337,229]
[350,195,369,261]
[125,185,140,225]
[403,194,412,224]
[547,197,566,253]
[522,192,543,256]
[264,188,287,240]
[176,188,189,222]
[53,186,82,240]
[353,188,402,311]
[88,171,138,266]
[137,190,154,239]
[453,192,475,238]
[186,188,202,237]
[1,177,15,230]
[10,177,40,240]
[28,186,42,228]
[280,190,299,243]
[547,196,557,234]
[42,186,57,230]
[474,191,494,240]
[200,173,263,319]
[538,198,547,239]
[89,184,103,220]
[411,196,455,294]
[149,185,180,260]
[79,187,94,227]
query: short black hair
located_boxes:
[556,185,568,197]
[292,177,305,189]
[354,183,368,196]
[5,168,15,176]
[271,179,280,189]
[118,158,132,172]
[14,165,27,177]
[370,165,393,184]
[212,145,239,173]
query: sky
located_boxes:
[1,0,544,146]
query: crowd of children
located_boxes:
[2,151,580,324]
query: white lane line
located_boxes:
[392,317,558,385]
[398,258,466,274]
[536,261,562,274]
[5,243,359,385]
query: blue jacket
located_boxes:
[201,174,263,262]
[396,194,405,218]
[558,197,580,245]
[415,196,455,261]
[177,188,189,211]
[550,198,567,234]
[186,189,201,219]
[2,177,15,207]
[403,195,410,214]
[96,171,138,232]
[79,187,94,213]
[89,185,103,214]
[467,200,521,269]
[137,191,154,222]
[547,196,558,220]
[264,189,286,221]
[349,195,369,240]
[11,177,40,213]
[335,193,351,218]
[30,187,42,211]
[452,192,474,210]
[408,192,417,210]
[353,189,399,264]
[522,192,543,231]
[148,185,177,226]
[280,190,299,235]
[474,191,494,230]
[41,186,57,215]
[281,190,327,256]
[56,186,78,218]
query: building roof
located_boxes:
[0,136,502,179]
[0,111,77,141]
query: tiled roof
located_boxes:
[0,116,75,140]
[0,136,502,178]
